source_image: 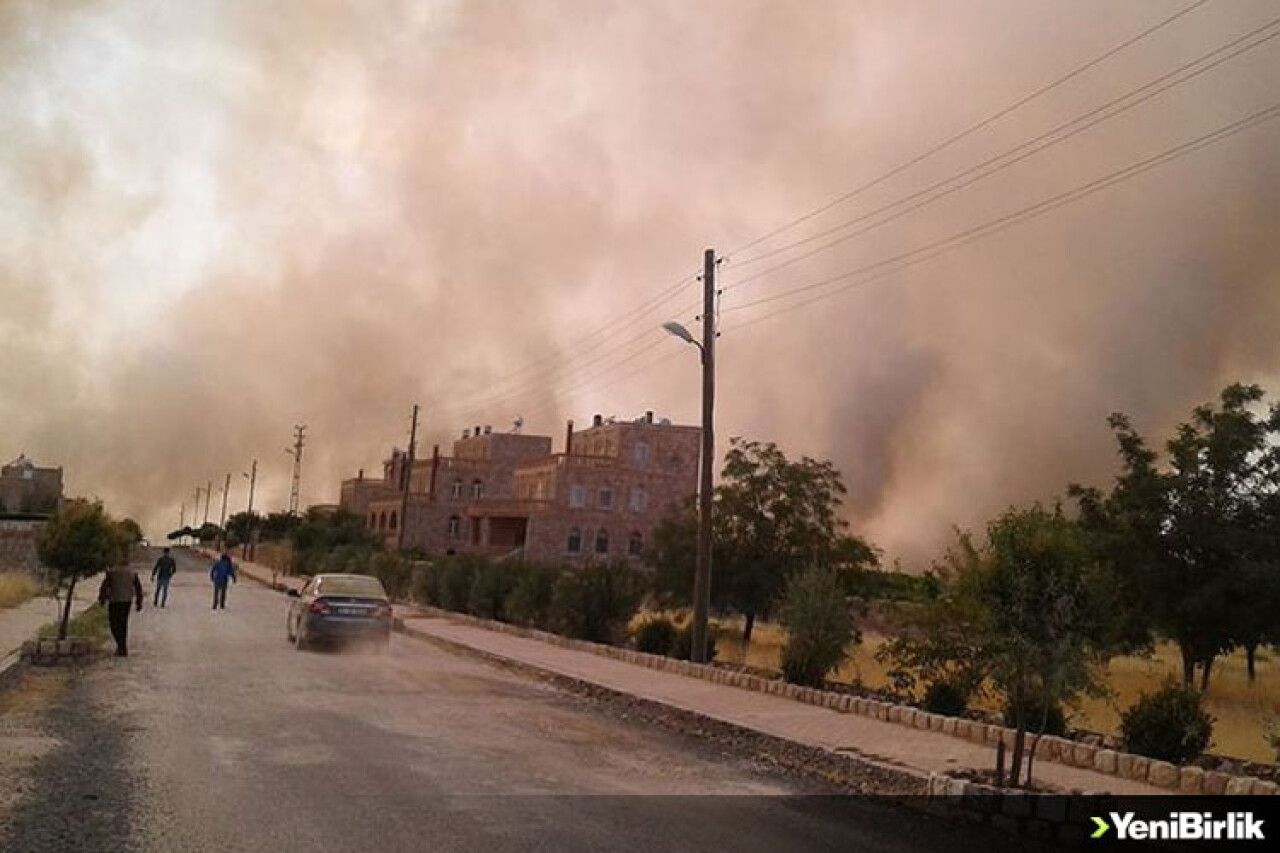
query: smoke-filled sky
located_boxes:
[3,0,1279,565]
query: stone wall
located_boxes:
[0,519,45,573]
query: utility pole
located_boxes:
[287,424,307,516]
[242,459,258,560]
[194,487,203,539]
[398,404,419,552]
[218,473,231,549]
[691,248,717,664]
[203,480,212,525]
[179,503,186,546]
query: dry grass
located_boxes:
[0,573,41,610]
[712,617,1280,764]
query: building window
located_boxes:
[634,442,650,466]
[567,528,582,553]
[628,531,643,556]
[598,488,613,511]
[451,479,463,500]
[471,479,483,500]
[594,528,609,554]
[369,513,377,529]
[629,487,646,513]
[447,515,461,538]
[378,512,387,531]
[569,484,586,508]
[389,511,398,531]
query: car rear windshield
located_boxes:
[315,576,387,599]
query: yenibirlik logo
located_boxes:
[1091,811,1265,842]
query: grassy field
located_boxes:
[714,619,1280,764]
[0,573,41,610]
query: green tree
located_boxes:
[651,438,877,644]
[223,511,261,548]
[37,501,128,640]
[1073,384,1275,689]
[116,518,144,545]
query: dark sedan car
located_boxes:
[286,573,393,650]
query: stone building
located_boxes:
[0,454,63,515]
[341,412,699,562]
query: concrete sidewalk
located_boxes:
[0,582,97,658]
[226,553,1165,796]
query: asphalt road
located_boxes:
[0,550,1036,852]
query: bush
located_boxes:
[778,566,856,687]
[670,622,719,662]
[436,555,485,613]
[506,562,561,629]
[369,551,412,600]
[1120,680,1214,764]
[409,564,437,606]
[468,561,519,621]
[549,560,644,644]
[923,680,968,717]
[1000,696,1067,737]
[633,617,678,656]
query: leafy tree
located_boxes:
[260,511,302,542]
[1073,384,1276,688]
[37,501,128,640]
[223,511,261,548]
[1120,680,1214,764]
[651,438,878,644]
[116,518,144,545]
[549,560,644,644]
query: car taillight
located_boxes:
[309,600,330,614]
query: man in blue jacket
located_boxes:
[209,551,237,610]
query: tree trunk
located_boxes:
[742,610,756,646]
[1024,702,1051,787]
[1180,643,1195,688]
[57,575,77,642]
[1010,725,1027,789]
[1200,654,1215,692]
[1246,644,1258,683]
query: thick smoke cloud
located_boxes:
[2,0,1278,563]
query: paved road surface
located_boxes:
[0,550,1034,852]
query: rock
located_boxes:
[1093,749,1118,775]
[1224,776,1255,796]
[1179,766,1205,794]
[1202,771,1230,796]
[1072,743,1097,769]
[1254,780,1279,795]
[1148,761,1180,789]
[941,717,958,736]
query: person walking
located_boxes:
[151,547,177,607]
[210,551,237,610]
[99,560,144,657]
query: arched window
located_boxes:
[369,512,377,529]
[378,512,387,531]
[471,479,484,500]
[628,531,643,556]
[567,528,582,553]
[447,515,461,538]
[389,511,398,531]
[451,478,464,500]
[594,528,609,554]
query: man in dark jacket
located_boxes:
[209,552,237,610]
[99,561,144,657]
[151,547,177,607]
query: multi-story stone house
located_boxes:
[0,454,64,515]
[340,413,699,562]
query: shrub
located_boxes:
[1120,680,1213,764]
[409,564,438,606]
[369,551,411,600]
[633,616,678,656]
[468,560,519,621]
[437,555,484,613]
[778,566,857,687]
[549,560,644,644]
[507,562,561,629]
[1000,696,1067,737]
[923,680,968,717]
[670,622,719,662]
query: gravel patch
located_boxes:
[0,663,143,852]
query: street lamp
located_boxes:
[662,248,717,664]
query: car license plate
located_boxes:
[339,607,363,616]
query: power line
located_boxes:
[720,0,1211,262]
[724,13,1280,290]
[721,101,1280,333]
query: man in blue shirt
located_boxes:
[209,551,237,610]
